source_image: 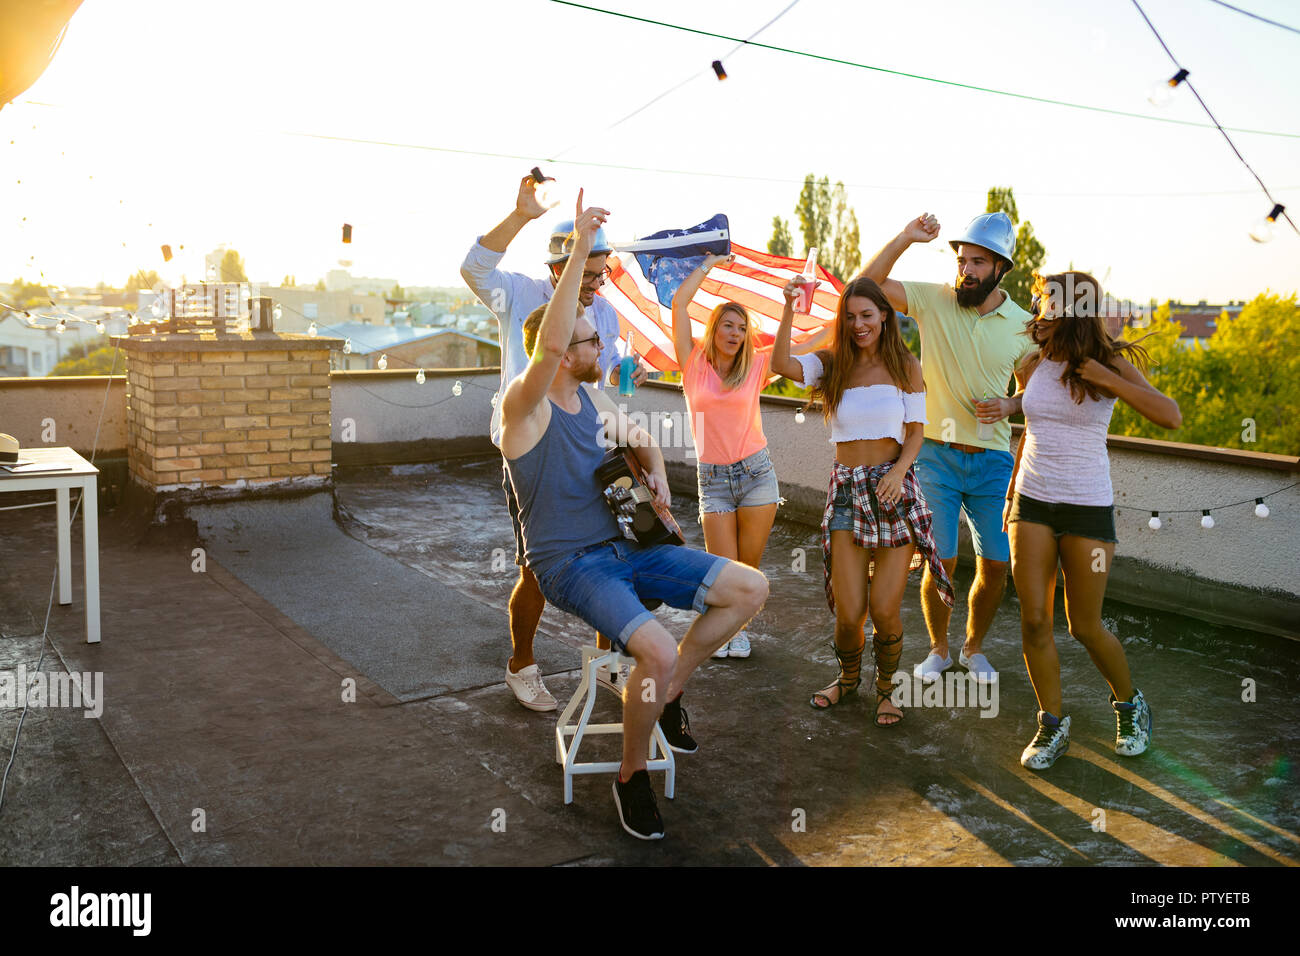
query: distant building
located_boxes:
[324,269,401,296]
[1167,300,1245,348]
[318,321,499,371]
[261,287,385,332]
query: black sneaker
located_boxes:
[612,770,664,840]
[658,695,698,753]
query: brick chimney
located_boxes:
[118,332,342,492]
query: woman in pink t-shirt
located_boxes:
[671,254,826,659]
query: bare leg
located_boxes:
[619,621,679,776]
[921,556,959,658]
[664,561,768,701]
[1058,536,1134,702]
[812,530,870,707]
[868,542,915,724]
[962,557,1008,657]
[701,511,739,560]
[1010,522,1061,714]
[508,566,545,672]
[735,503,778,569]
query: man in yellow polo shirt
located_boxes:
[860,212,1036,688]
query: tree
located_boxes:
[219,249,248,283]
[281,275,297,288]
[125,270,161,294]
[52,345,124,376]
[985,186,1045,312]
[390,283,405,300]
[768,216,793,258]
[790,174,861,281]
[315,279,327,291]
[1109,294,1299,455]
[8,278,49,309]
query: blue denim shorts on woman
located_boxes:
[535,539,729,652]
[1008,492,1117,544]
[697,447,781,520]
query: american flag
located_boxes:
[601,242,843,373]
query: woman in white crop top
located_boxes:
[994,272,1180,771]
[773,275,954,727]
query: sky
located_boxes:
[1,0,1297,305]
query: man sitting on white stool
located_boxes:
[500,196,769,840]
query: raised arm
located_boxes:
[480,175,550,254]
[858,213,941,316]
[1080,356,1182,430]
[771,277,809,381]
[501,194,608,428]
[671,253,730,367]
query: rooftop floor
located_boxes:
[1,457,1297,866]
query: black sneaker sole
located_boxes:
[611,781,664,840]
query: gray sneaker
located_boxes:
[1112,688,1152,757]
[1021,711,1070,770]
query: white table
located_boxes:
[0,446,100,643]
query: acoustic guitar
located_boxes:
[596,446,684,547]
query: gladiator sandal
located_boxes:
[872,631,905,727]
[809,641,864,710]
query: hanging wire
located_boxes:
[547,1,1300,140]
[1130,0,1299,239]
[1203,0,1300,35]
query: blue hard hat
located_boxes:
[545,219,614,265]
[949,212,1016,269]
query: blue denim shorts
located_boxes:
[826,483,854,532]
[535,539,729,652]
[1008,492,1117,544]
[913,440,1013,562]
[697,447,781,520]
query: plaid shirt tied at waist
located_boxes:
[820,460,955,613]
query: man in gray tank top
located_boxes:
[500,196,769,840]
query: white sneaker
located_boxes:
[959,650,999,684]
[1021,712,1071,770]
[505,663,556,712]
[1112,688,1152,757]
[596,660,631,695]
[712,640,730,659]
[913,652,952,684]
[727,631,751,658]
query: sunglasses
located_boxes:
[569,331,602,349]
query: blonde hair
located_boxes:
[702,301,755,390]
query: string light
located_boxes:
[1148,512,1162,530]
[307,320,317,336]
[452,380,463,396]
[415,368,425,384]
[794,410,805,424]
[1147,68,1189,107]
[1139,482,1295,531]
[343,337,352,354]
[1249,203,1285,243]
[1255,498,1270,519]
[377,354,388,370]
[1201,509,1215,529]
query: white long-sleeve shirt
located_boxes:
[461,237,622,445]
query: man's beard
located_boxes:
[955,268,1002,308]
[574,357,601,384]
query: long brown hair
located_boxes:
[812,276,918,424]
[702,301,755,389]
[1026,271,1153,403]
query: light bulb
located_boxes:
[1147,68,1189,108]
[343,337,352,354]
[308,321,318,337]
[1148,514,1162,531]
[273,304,283,322]
[491,391,499,407]
[150,296,167,318]
[415,369,425,384]
[452,380,463,396]
[378,354,388,370]
[55,318,66,333]
[95,319,105,333]
[661,415,672,430]
[1255,499,1270,519]
[1249,204,1285,244]
[1200,511,1214,529]
[795,410,806,424]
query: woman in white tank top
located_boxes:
[996,272,1181,771]
[773,276,954,727]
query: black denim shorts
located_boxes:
[1008,492,1117,544]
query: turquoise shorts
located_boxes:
[913,439,1013,562]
